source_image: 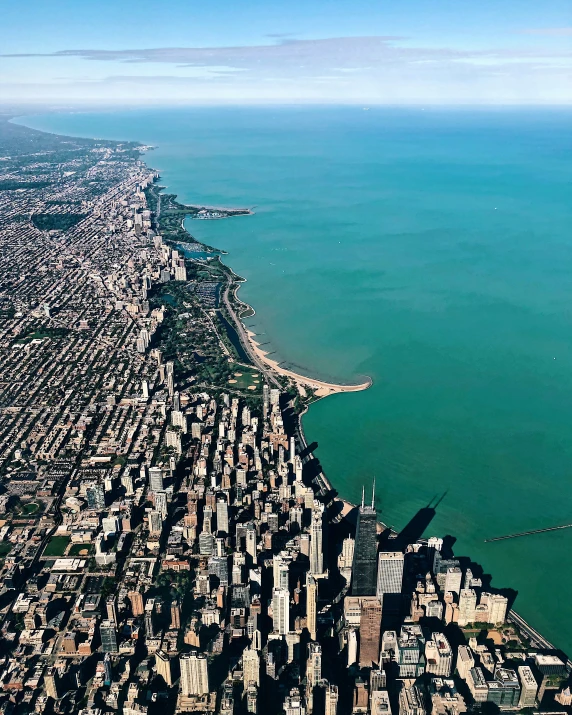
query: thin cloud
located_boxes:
[2,36,569,72]
[2,36,571,104]
[520,27,572,36]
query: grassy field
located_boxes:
[228,365,262,392]
[43,536,69,557]
[68,543,92,557]
[21,502,40,515]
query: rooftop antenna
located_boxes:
[361,486,365,509]
[371,477,376,509]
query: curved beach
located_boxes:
[246,328,371,397]
[222,280,371,397]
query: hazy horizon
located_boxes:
[2,0,571,105]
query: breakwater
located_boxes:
[485,523,572,543]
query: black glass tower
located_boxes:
[352,483,378,596]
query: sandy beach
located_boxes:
[245,328,371,397]
[222,280,371,397]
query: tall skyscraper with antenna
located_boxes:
[352,480,378,596]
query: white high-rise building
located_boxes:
[376,552,404,601]
[488,593,508,625]
[425,633,453,677]
[458,589,477,626]
[306,643,322,687]
[444,567,462,596]
[180,652,209,696]
[295,455,303,482]
[310,502,325,576]
[273,553,291,591]
[217,498,229,534]
[347,628,358,667]
[518,665,538,708]
[284,690,306,715]
[338,537,355,571]
[172,410,187,433]
[243,648,260,687]
[155,491,168,519]
[371,691,392,715]
[149,467,164,492]
[165,429,182,454]
[325,685,339,715]
[457,645,475,681]
[272,588,290,635]
[121,473,134,495]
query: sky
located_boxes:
[1,0,571,105]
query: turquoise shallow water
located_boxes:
[17,107,572,653]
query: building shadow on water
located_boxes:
[381,493,448,552]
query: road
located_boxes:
[221,281,281,389]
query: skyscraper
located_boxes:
[100,619,118,653]
[44,667,60,700]
[144,599,155,638]
[284,689,306,715]
[272,588,290,635]
[518,666,538,708]
[274,553,291,591]
[457,645,475,681]
[149,510,163,535]
[180,652,209,696]
[121,472,134,495]
[488,593,508,625]
[155,491,168,519]
[243,647,261,687]
[106,595,118,626]
[149,467,164,492]
[458,589,477,626]
[246,524,257,561]
[376,552,404,602]
[170,600,181,630]
[325,684,339,715]
[156,649,172,686]
[425,633,453,676]
[307,643,322,687]
[352,484,378,596]
[444,567,462,596]
[217,497,229,534]
[129,589,144,617]
[307,574,318,641]
[310,501,325,576]
[87,482,106,510]
[246,685,258,714]
[359,597,382,667]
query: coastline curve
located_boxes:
[225,279,372,398]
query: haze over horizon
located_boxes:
[2,0,571,105]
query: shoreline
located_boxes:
[220,268,372,398]
[245,326,372,397]
[231,281,372,398]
